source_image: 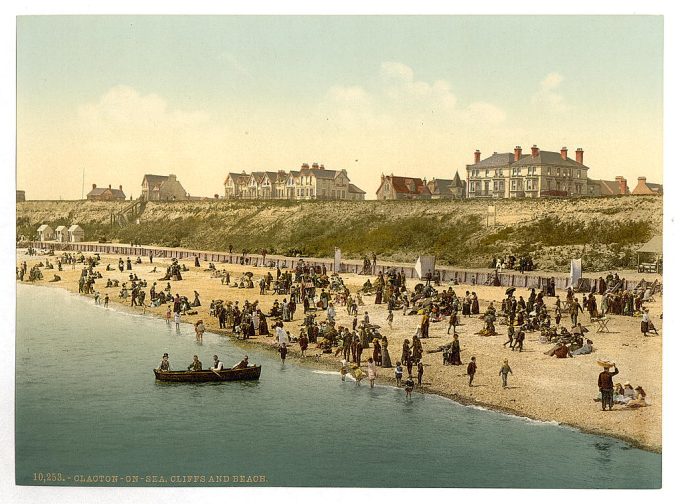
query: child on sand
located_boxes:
[395,362,403,386]
[174,311,181,330]
[386,309,394,329]
[166,307,171,325]
[467,356,477,387]
[417,360,424,386]
[499,359,513,388]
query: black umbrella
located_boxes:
[505,287,516,296]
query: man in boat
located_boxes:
[210,355,224,371]
[232,355,249,369]
[187,355,202,371]
[159,353,171,371]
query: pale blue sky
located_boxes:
[17,15,663,199]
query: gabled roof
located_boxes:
[37,224,52,231]
[224,172,249,185]
[55,225,67,231]
[638,235,662,254]
[427,178,455,196]
[300,168,345,180]
[598,180,621,196]
[348,183,366,194]
[68,224,83,232]
[452,170,464,188]
[384,175,430,196]
[142,174,168,190]
[513,151,587,168]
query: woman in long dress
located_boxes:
[381,336,392,368]
[372,339,382,366]
[401,339,411,365]
[462,291,471,317]
[471,292,480,315]
[451,334,462,365]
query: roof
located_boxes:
[87,187,126,198]
[37,224,52,231]
[427,178,455,196]
[68,224,83,232]
[452,171,464,188]
[142,174,168,190]
[632,179,663,195]
[384,175,430,196]
[55,225,67,231]
[348,183,366,194]
[300,168,346,180]
[598,180,621,196]
[468,152,518,168]
[513,150,587,168]
[638,235,662,255]
[224,172,249,185]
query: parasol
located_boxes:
[506,287,516,296]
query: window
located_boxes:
[485,169,489,177]
[511,180,517,190]
[546,167,551,175]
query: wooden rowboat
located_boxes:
[154,365,261,383]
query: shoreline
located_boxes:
[15,251,662,453]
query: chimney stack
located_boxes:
[531,145,539,158]
[119,185,123,191]
[560,146,568,160]
[615,176,628,195]
[92,183,96,189]
[108,184,112,189]
[514,146,522,162]
[575,148,584,164]
[474,150,481,164]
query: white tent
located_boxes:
[415,256,436,280]
[334,248,342,273]
[569,258,582,287]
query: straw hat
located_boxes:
[624,381,631,386]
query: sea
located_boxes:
[15,283,661,488]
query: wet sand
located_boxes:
[16,250,662,452]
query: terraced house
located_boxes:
[223,163,365,200]
[465,145,590,198]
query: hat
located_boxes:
[163,353,169,357]
[624,381,631,386]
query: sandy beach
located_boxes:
[16,249,663,453]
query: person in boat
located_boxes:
[159,353,171,371]
[187,355,202,371]
[232,355,249,369]
[210,355,224,371]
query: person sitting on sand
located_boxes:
[545,342,572,358]
[187,355,202,371]
[572,339,594,355]
[232,355,249,370]
[613,383,629,404]
[623,381,636,401]
[626,386,648,408]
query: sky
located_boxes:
[16,15,663,200]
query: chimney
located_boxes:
[168,174,177,181]
[638,176,646,182]
[312,162,319,170]
[92,183,96,189]
[119,185,123,191]
[319,164,325,170]
[531,145,539,158]
[575,148,584,164]
[514,146,522,162]
[560,146,568,160]
[474,150,481,164]
[108,184,112,189]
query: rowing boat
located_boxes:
[153,365,261,382]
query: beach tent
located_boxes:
[569,258,582,288]
[334,248,342,273]
[37,224,54,242]
[55,225,67,243]
[415,256,436,280]
[637,235,662,273]
[68,224,85,243]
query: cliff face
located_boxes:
[17,196,662,271]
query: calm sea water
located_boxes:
[15,284,661,488]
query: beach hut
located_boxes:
[68,224,85,243]
[55,225,67,243]
[637,235,662,273]
[37,224,54,242]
